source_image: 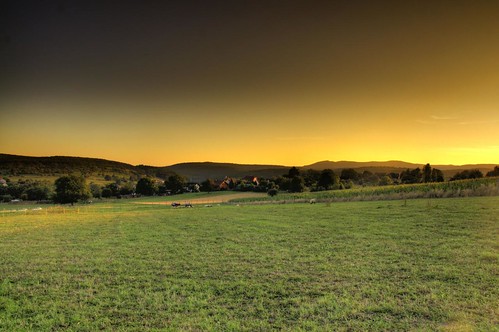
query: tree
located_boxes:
[303,169,321,188]
[360,171,379,186]
[54,175,91,204]
[101,187,113,198]
[26,185,51,201]
[165,174,186,194]
[340,168,360,182]
[379,175,393,186]
[422,163,432,183]
[431,168,444,182]
[200,179,216,192]
[450,169,483,181]
[287,167,300,178]
[103,182,120,197]
[400,168,422,184]
[119,182,135,195]
[89,183,102,198]
[136,177,157,196]
[486,166,499,177]
[317,169,337,190]
[289,176,305,193]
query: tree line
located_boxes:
[1,165,498,204]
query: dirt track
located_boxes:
[135,192,266,205]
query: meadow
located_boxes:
[0,196,498,330]
[233,177,499,204]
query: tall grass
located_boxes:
[231,177,499,204]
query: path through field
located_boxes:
[135,192,266,205]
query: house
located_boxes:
[242,176,259,186]
[219,177,236,190]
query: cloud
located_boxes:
[430,115,457,120]
[417,115,458,124]
[416,119,435,125]
[416,115,498,126]
[277,136,325,141]
[458,120,498,125]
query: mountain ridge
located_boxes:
[302,160,497,170]
[1,153,496,181]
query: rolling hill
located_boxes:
[0,154,496,182]
[303,160,497,179]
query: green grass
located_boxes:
[1,197,498,330]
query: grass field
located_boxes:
[0,196,498,330]
[232,177,499,204]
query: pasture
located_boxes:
[0,196,498,330]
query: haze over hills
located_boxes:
[303,160,497,179]
[0,154,496,182]
[303,160,497,170]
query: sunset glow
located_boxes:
[1,1,498,166]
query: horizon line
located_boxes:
[1,152,497,168]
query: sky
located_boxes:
[1,0,498,166]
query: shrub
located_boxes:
[267,188,278,197]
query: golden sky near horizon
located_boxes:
[1,1,498,166]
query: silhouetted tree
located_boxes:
[200,179,216,192]
[103,182,120,197]
[431,168,444,182]
[360,171,379,185]
[101,187,113,198]
[289,176,305,193]
[274,176,291,192]
[340,168,360,182]
[54,175,91,204]
[317,169,338,190]
[450,169,483,181]
[287,167,300,178]
[119,182,135,195]
[136,177,157,196]
[400,168,422,184]
[486,166,499,177]
[303,169,321,188]
[379,175,393,186]
[165,174,186,194]
[422,164,432,183]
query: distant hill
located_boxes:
[166,162,288,182]
[0,154,286,182]
[303,160,419,170]
[0,154,171,181]
[303,160,497,179]
[0,154,496,182]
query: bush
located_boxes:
[26,186,51,201]
[101,187,113,198]
[267,188,278,197]
[1,194,13,203]
[450,169,483,181]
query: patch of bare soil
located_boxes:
[136,192,266,205]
